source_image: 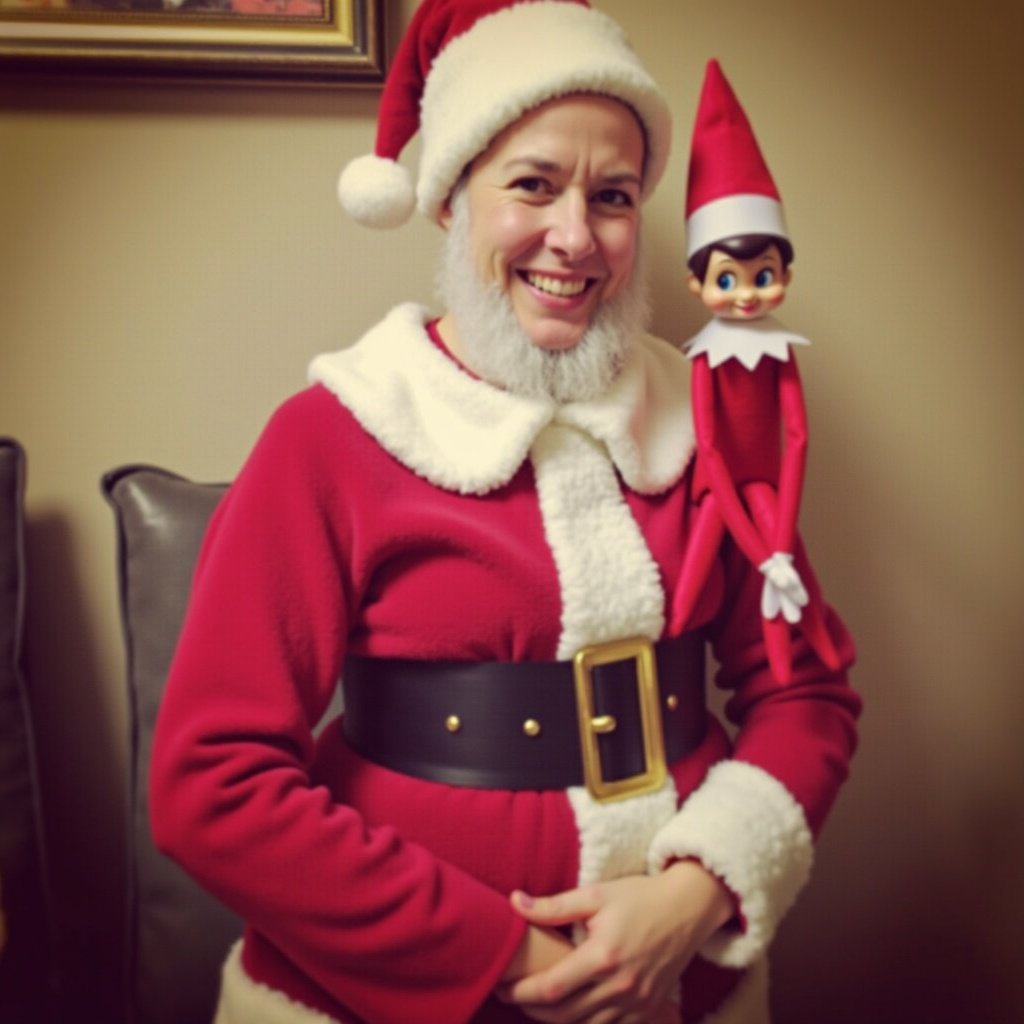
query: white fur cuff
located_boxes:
[647,760,813,968]
[214,941,341,1024]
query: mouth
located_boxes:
[520,270,594,299]
[734,302,761,316]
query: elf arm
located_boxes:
[774,354,808,557]
[691,353,773,567]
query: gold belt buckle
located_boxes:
[573,637,667,803]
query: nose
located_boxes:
[545,191,597,262]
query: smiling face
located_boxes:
[689,244,792,321]
[438,94,646,354]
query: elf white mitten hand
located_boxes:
[759,552,808,624]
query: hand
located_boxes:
[502,923,575,985]
[498,861,733,1023]
[759,551,808,624]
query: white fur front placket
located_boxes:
[530,420,680,887]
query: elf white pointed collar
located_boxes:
[685,315,809,371]
[309,303,694,497]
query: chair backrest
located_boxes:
[102,465,239,1024]
[0,438,54,1023]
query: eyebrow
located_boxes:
[502,157,562,175]
[601,171,643,188]
[501,157,642,187]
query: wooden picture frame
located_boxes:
[0,0,385,85]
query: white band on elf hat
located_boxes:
[685,193,788,260]
[338,0,671,229]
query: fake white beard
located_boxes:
[437,190,651,404]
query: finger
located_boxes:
[513,984,616,1023]
[503,943,609,1009]
[510,887,602,928]
[781,576,808,607]
[517,974,670,1024]
[511,1003,573,1024]
[517,1005,625,1024]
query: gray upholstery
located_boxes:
[0,438,53,1023]
[102,465,239,1024]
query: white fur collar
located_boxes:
[685,315,810,370]
[309,303,694,496]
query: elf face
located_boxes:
[440,94,645,353]
[689,245,791,321]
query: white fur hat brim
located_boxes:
[417,3,671,222]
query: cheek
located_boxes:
[490,209,543,264]
[601,222,639,284]
[702,288,732,313]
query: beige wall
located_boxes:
[2,0,1022,1019]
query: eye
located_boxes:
[755,269,775,287]
[511,176,550,196]
[593,187,634,208]
[716,272,737,291]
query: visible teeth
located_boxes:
[526,273,587,297]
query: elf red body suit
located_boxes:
[679,316,841,682]
[150,303,859,1024]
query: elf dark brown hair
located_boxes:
[688,233,794,282]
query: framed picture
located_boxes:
[0,0,385,85]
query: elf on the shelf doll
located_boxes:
[674,59,841,683]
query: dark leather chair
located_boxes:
[0,438,55,1023]
[102,465,239,1024]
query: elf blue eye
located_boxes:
[716,272,737,290]
[755,269,775,287]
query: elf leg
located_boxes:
[789,543,843,671]
[761,615,795,685]
[743,482,841,673]
[731,481,793,683]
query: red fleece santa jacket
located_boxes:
[150,304,859,1023]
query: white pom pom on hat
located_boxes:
[337,0,672,229]
[337,154,416,229]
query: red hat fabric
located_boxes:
[338,0,672,229]
[685,59,788,258]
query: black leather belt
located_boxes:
[342,633,706,803]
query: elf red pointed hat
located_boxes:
[338,0,672,229]
[685,59,789,259]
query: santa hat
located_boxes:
[685,59,788,259]
[337,0,672,229]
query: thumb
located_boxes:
[509,887,602,928]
